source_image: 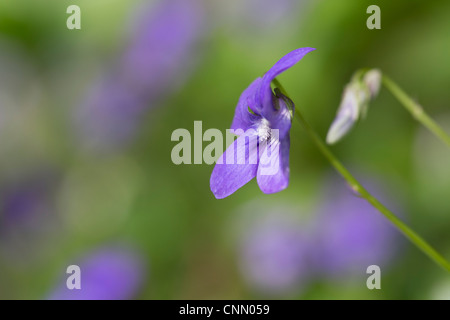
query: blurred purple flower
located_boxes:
[0,169,60,262]
[49,246,146,300]
[314,174,403,278]
[2,179,50,226]
[241,0,300,29]
[238,211,312,295]
[121,0,206,96]
[76,0,206,152]
[216,0,301,35]
[0,170,57,233]
[76,75,144,151]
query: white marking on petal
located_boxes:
[257,118,272,142]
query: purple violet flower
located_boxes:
[48,246,146,300]
[210,48,315,198]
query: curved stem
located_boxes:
[293,108,450,272]
[273,78,450,271]
[382,75,450,148]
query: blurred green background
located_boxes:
[0,0,449,300]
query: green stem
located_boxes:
[382,75,450,148]
[272,78,450,272]
[295,108,450,272]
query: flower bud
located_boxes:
[326,84,360,144]
[326,69,382,144]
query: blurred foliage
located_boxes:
[0,0,449,299]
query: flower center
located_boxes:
[257,118,272,142]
